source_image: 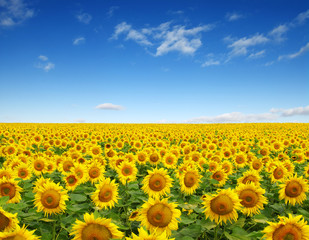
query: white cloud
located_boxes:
[107,6,119,18]
[269,24,289,42]
[294,9,309,24]
[111,21,213,56]
[76,12,92,24]
[73,37,85,45]
[226,13,244,22]
[264,61,274,67]
[187,112,278,123]
[248,50,265,59]
[278,42,309,60]
[271,106,309,116]
[75,119,86,123]
[38,55,48,61]
[227,34,269,58]
[202,59,220,67]
[0,0,34,27]
[35,55,55,72]
[95,103,124,110]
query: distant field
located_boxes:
[0,123,308,239]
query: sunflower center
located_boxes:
[89,167,100,178]
[236,156,245,164]
[242,175,257,184]
[67,176,78,186]
[239,189,259,208]
[34,160,44,171]
[122,167,132,176]
[213,172,224,181]
[18,170,27,178]
[149,174,166,191]
[147,203,173,228]
[285,180,302,198]
[0,183,16,199]
[184,172,197,187]
[150,154,159,163]
[63,161,74,172]
[210,194,234,215]
[0,212,10,231]
[99,186,113,202]
[41,189,61,209]
[81,223,112,240]
[273,223,302,240]
[274,168,284,179]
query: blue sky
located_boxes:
[0,0,308,123]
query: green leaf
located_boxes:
[178,225,202,238]
[40,218,56,222]
[253,214,269,224]
[180,215,195,224]
[224,231,251,240]
[0,196,9,206]
[69,193,87,202]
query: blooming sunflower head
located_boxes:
[141,168,173,198]
[91,177,119,210]
[71,213,124,240]
[279,174,309,206]
[180,167,202,195]
[0,177,22,204]
[0,225,40,240]
[202,188,241,225]
[139,198,181,237]
[0,207,19,232]
[34,180,69,216]
[263,214,309,240]
[116,161,138,185]
[237,170,261,186]
[235,183,268,216]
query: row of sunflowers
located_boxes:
[0,123,308,239]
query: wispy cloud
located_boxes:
[294,9,309,25]
[73,37,85,45]
[226,12,244,22]
[35,55,55,72]
[75,119,86,123]
[226,34,269,58]
[0,0,34,27]
[107,6,119,18]
[112,21,213,56]
[278,42,309,60]
[202,59,220,67]
[271,105,309,116]
[248,50,265,59]
[95,103,124,110]
[38,55,48,61]
[269,24,289,42]
[76,12,92,24]
[186,105,309,123]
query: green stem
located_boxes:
[214,224,219,240]
[52,220,56,240]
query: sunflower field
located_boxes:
[0,123,308,240]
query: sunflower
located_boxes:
[211,167,227,187]
[148,152,161,165]
[32,157,46,176]
[116,161,138,185]
[126,227,173,240]
[270,162,289,183]
[14,163,32,180]
[250,158,263,172]
[136,151,148,165]
[70,212,124,240]
[180,167,201,195]
[139,198,181,237]
[263,214,309,240]
[34,180,69,216]
[0,177,22,203]
[207,160,219,172]
[237,170,261,186]
[71,163,88,184]
[0,207,19,232]
[87,161,105,184]
[279,175,308,206]
[142,168,173,198]
[63,173,80,191]
[91,177,119,209]
[202,188,241,225]
[304,164,309,178]
[235,183,268,216]
[163,153,177,169]
[221,160,234,176]
[0,225,40,240]
[234,153,247,168]
[129,210,140,221]
[0,168,16,180]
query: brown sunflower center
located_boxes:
[18,169,28,178]
[273,223,302,240]
[149,174,166,191]
[0,212,10,231]
[212,172,224,181]
[81,223,112,240]
[150,153,159,163]
[285,180,302,198]
[184,172,197,187]
[121,167,132,176]
[41,189,60,209]
[0,183,16,199]
[147,203,173,228]
[63,161,74,172]
[236,156,245,164]
[99,186,113,202]
[67,176,78,186]
[89,167,100,179]
[239,189,259,208]
[34,160,44,171]
[210,194,234,215]
[274,168,284,179]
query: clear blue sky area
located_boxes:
[0,0,308,123]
